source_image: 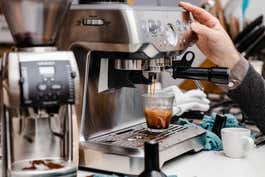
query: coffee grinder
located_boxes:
[0,0,80,177]
[58,0,229,175]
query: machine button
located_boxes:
[52,94,57,100]
[48,92,53,97]
[71,72,76,78]
[148,20,158,34]
[38,84,47,91]
[38,93,44,100]
[51,84,62,90]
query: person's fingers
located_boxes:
[191,22,215,37]
[179,1,218,28]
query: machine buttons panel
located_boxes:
[20,60,76,107]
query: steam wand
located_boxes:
[171,51,229,85]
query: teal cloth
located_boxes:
[200,113,240,131]
[178,113,242,151]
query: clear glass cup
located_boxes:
[142,93,174,133]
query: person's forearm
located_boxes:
[228,63,265,134]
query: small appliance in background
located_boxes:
[0,0,80,177]
[58,0,229,175]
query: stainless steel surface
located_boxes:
[114,58,172,72]
[58,4,196,57]
[79,123,205,175]
[1,49,79,177]
[57,3,201,175]
[69,45,146,141]
[17,47,58,52]
[6,50,80,108]
[0,0,72,46]
[114,59,146,70]
[148,58,172,73]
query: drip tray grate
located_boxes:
[88,123,205,150]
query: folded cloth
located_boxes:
[203,130,223,151]
[162,86,210,116]
[178,118,223,151]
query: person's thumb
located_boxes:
[191,22,214,37]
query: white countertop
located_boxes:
[78,145,265,177]
[1,146,264,177]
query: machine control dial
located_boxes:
[148,20,161,34]
[148,20,157,34]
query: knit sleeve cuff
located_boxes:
[221,55,249,91]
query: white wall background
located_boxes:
[223,0,265,21]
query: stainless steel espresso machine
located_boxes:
[0,0,80,177]
[58,0,229,175]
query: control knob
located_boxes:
[148,20,161,34]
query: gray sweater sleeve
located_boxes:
[228,65,265,134]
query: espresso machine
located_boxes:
[0,0,80,177]
[58,0,229,175]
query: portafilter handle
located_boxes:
[172,51,229,85]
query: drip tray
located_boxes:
[81,123,206,154]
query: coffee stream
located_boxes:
[149,77,156,96]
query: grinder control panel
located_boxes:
[19,60,76,107]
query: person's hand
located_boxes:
[179,1,240,69]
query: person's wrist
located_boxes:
[226,51,240,69]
